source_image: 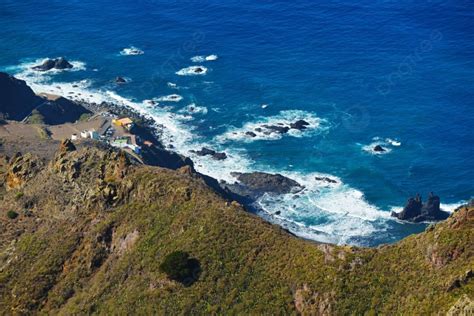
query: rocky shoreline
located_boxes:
[1,70,460,232]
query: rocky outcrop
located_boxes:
[392,193,450,222]
[373,145,386,152]
[447,295,474,315]
[222,172,303,200]
[315,176,338,184]
[0,72,90,124]
[115,77,127,84]
[290,119,310,130]
[245,131,257,137]
[32,57,73,71]
[262,124,290,134]
[239,119,313,139]
[5,152,42,190]
[0,72,43,121]
[59,139,76,153]
[294,284,333,315]
[190,147,227,160]
[447,269,473,292]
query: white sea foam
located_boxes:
[386,138,401,146]
[191,54,218,62]
[167,82,178,88]
[9,58,86,83]
[176,66,208,76]
[155,94,183,102]
[179,103,208,116]
[8,61,434,246]
[254,170,392,245]
[362,136,402,155]
[144,99,159,107]
[120,46,144,56]
[216,110,327,143]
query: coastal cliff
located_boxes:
[0,139,472,314]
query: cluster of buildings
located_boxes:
[110,117,141,154]
[110,135,141,154]
[71,129,99,141]
[70,116,143,155]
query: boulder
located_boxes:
[115,77,127,84]
[230,172,303,195]
[54,57,74,70]
[32,59,56,71]
[315,176,338,184]
[190,147,227,160]
[212,152,227,160]
[263,125,290,134]
[391,193,450,222]
[290,120,310,130]
[245,131,257,138]
[32,57,73,71]
[373,145,386,152]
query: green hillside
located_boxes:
[0,144,472,315]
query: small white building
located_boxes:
[71,134,78,141]
[80,129,99,140]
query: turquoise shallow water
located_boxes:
[0,0,472,245]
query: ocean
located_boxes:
[0,0,472,246]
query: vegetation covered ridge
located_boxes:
[0,142,472,315]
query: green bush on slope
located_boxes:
[159,251,192,281]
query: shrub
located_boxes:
[7,211,18,219]
[35,126,51,140]
[27,110,45,125]
[15,192,24,199]
[159,251,194,282]
[79,113,93,122]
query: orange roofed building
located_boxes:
[112,117,134,131]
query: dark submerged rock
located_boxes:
[190,147,227,161]
[263,125,290,134]
[245,131,257,138]
[115,77,127,84]
[315,176,338,184]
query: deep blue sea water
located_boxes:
[1,0,472,246]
